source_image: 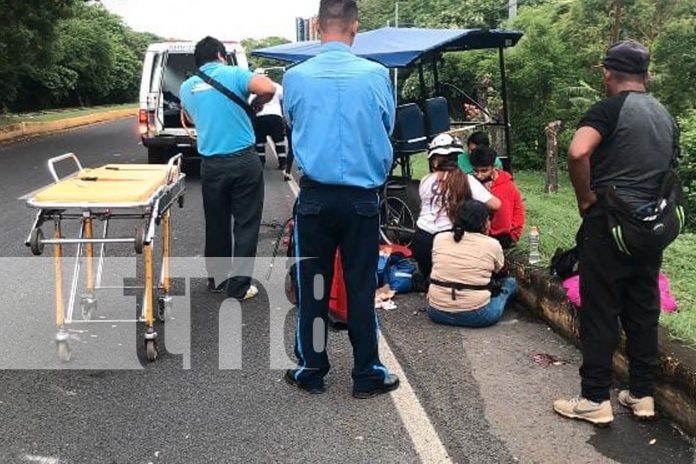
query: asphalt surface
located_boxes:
[0,118,694,464]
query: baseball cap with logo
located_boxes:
[602,40,650,74]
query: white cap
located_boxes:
[427,133,463,159]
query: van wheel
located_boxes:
[148,148,167,164]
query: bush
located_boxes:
[678,109,696,230]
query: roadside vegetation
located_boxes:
[0,1,159,113]
[0,103,137,128]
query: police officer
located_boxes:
[282,0,399,398]
[180,36,276,300]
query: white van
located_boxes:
[138,41,249,164]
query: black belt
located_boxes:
[430,278,493,301]
[299,176,379,193]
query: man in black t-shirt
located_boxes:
[553,40,679,426]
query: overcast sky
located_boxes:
[100,0,320,41]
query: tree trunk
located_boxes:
[477,74,505,155]
[545,120,562,194]
[610,0,625,45]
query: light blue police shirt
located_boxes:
[180,62,254,156]
[283,42,396,189]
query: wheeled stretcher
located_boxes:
[25,153,186,362]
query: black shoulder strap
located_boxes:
[195,70,255,122]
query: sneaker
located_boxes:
[241,285,259,301]
[553,397,614,426]
[283,172,292,182]
[284,370,326,394]
[353,374,400,399]
[618,390,655,419]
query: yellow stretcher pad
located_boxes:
[33,164,176,205]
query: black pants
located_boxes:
[578,213,661,402]
[290,179,389,391]
[201,148,264,298]
[284,129,294,175]
[412,228,435,278]
[253,115,286,163]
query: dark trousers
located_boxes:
[290,179,389,391]
[578,213,661,402]
[284,129,294,175]
[254,115,286,161]
[201,148,264,298]
[412,228,435,278]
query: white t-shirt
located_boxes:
[254,82,283,117]
[416,172,493,234]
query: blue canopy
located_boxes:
[252,27,523,68]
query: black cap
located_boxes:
[603,40,650,74]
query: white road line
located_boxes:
[285,176,451,464]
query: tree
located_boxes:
[0,0,77,111]
[242,37,291,71]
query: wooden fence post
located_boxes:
[545,120,562,194]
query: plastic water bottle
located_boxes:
[529,226,541,265]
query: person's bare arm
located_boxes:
[486,196,502,212]
[568,126,602,216]
[248,75,276,112]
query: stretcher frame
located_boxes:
[25,152,186,362]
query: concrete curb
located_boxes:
[0,108,136,143]
[508,253,696,436]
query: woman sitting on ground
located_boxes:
[427,200,518,328]
[413,134,500,280]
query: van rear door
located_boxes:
[147,50,169,133]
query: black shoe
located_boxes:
[353,374,400,399]
[284,370,326,394]
[207,278,226,293]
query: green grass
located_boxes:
[411,158,696,346]
[0,103,137,128]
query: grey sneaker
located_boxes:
[618,390,655,419]
[553,397,614,426]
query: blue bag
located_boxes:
[387,255,416,294]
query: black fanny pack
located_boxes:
[602,169,685,259]
[430,278,501,301]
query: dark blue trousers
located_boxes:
[290,179,390,391]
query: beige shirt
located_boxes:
[428,231,504,311]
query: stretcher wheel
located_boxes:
[57,341,72,363]
[145,339,157,361]
[157,296,173,322]
[134,226,145,254]
[178,195,185,208]
[30,228,44,256]
[80,297,97,321]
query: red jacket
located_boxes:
[489,170,525,242]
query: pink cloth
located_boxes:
[562,273,677,313]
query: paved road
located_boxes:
[0,119,693,464]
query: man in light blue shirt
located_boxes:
[180,36,275,300]
[283,0,399,398]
